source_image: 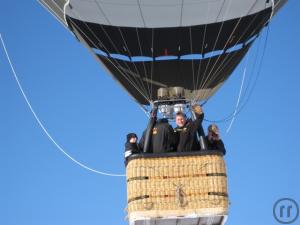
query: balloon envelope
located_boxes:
[39,0,288,105]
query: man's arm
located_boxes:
[190,105,204,133]
[190,105,206,150]
[124,142,140,159]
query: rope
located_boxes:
[189,26,196,91]
[204,25,270,124]
[52,3,153,113]
[135,27,151,98]
[225,53,248,134]
[232,25,270,115]
[202,1,274,101]
[68,18,150,102]
[198,0,235,91]
[199,0,260,91]
[195,3,211,94]
[0,33,125,177]
[67,6,151,102]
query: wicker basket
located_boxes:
[126,152,228,224]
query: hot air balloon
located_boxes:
[39,1,288,225]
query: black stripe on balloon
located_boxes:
[67,7,271,57]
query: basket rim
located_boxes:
[126,150,224,165]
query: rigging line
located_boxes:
[68,20,150,103]
[0,34,125,177]
[238,0,274,105]
[202,50,257,122]
[73,27,150,101]
[96,30,150,100]
[201,44,253,123]
[96,28,150,101]
[73,33,148,106]
[44,4,151,107]
[202,1,273,93]
[204,48,260,123]
[201,13,270,92]
[198,0,235,90]
[49,0,65,17]
[117,27,151,99]
[135,27,152,99]
[137,0,146,28]
[189,27,196,94]
[150,28,154,99]
[215,0,227,22]
[93,0,148,97]
[68,24,152,116]
[199,0,260,90]
[46,3,153,113]
[136,0,152,100]
[225,53,249,134]
[202,26,260,92]
[38,0,68,28]
[211,0,274,92]
[70,8,151,101]
[238,32,263,105]
[180,0,184,27]
[195,2,211,97]
[54,4,149,101]
[51,4,150,113]
[270,0,275,20]
[236,25,270,113]
[192,12,268,106]
[200,7,271,92]
[204,26,269,123]
[177,15,185,93]
[94,1,111,25]
[135,0,152,99]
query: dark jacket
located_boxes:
[124,142,140,161]
[139,119,177,153]
[205,136,226,155]
[174,113,204,152]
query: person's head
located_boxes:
[175,112,187,127]
[207,124,220,140]
[127,133,137,143]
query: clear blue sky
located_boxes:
[0,1,299,225]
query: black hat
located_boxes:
[127,133,137,142]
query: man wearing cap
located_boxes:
[174,104,204,152]
[124,133,140,162]
[205,124,226,155]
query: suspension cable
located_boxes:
[200,2,273,107]
[199,0,260,91]
[0,33,125,177]
[225,53,249,133]
[69,7,151,102]
[204,25,270,123]
[201,0,274,95]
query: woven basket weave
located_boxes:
[126,154,228,221]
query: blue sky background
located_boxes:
[0,1,299,225]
